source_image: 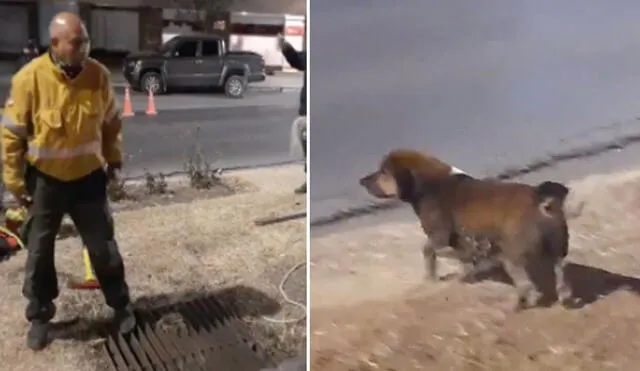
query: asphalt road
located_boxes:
[124,91,300,175]
[121,101,300,176]
[310,0,640,222]
[0,85,296,114]
[0,88,301,176]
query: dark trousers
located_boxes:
[302,125,307,173]
[22,166,130,322]
[297,115,307,173]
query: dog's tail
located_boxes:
[535,181,570,218]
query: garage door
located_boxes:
[0,4,29,54]
[91,9,139,52]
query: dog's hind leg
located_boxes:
[502,260,541,312]
[554,258,575,307]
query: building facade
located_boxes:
[163,0,306,71]
[0,0,306,71]
[0,0,166,58]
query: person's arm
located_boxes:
[281,43,306,72]
[101,71,123,170]
[1,76,31,198]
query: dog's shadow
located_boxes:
[471,261,640,309]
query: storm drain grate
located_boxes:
[102,296,273,371]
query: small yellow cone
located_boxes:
[68,247,101,290]
[83,248,97,281]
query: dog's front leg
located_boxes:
[422,239,439,281]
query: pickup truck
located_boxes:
[122,34,266,98]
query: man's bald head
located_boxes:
[49,11,90,67]
[49,12,86,39]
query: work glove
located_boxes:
[106,163,122,183]
[16,193,32,208]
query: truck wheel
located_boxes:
[224,75,246,98]
[141,72,164,95]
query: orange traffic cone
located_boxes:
[68,247,101,290]
[122,86,134,117]
[146,89,157,116]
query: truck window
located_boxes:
[201,40,220,57]
[174,41,198,57]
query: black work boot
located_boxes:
[115,304,136,334]
[294,182,307,195]
[27,319,50,351]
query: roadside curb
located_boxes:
[118,103,295,119]
[110,83,300,93]
[249,86,301,93]
[125,161,302,186]
[0,161,303,206]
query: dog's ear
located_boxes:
[394,167,422,202]
[394,167,447,202]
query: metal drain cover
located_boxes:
[103,296,273,371]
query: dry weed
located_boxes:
[184,126,224,190]
[106,175,132,202]
[144,171,169,195]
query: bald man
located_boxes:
[1,12,135,351]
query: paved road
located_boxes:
[0,87,301,176]
[313,140,640,237]
[310,0,640,222]
[0,89,296,115]
[121,102,300,177]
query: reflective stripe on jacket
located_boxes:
[0,54,123,196]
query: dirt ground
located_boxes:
[0,165,307,371]
[311,169,640,371]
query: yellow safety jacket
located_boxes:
[0,54,123,197]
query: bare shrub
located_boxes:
[107,176,133,202]
[144,171,169,195]
[183,126,223,190]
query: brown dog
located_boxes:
[359,149,573,311]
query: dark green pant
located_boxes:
[298,116,307,173]
[301,124,307,173]
[22,166,131,322]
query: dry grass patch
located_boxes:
[310,169,640,371]
[0,166,307,371]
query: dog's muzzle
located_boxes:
[359,173,375,187]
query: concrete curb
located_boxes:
[117,103,295,119]
[249,86,301,93]
[108,84,300,95]
[0,161,302,206]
